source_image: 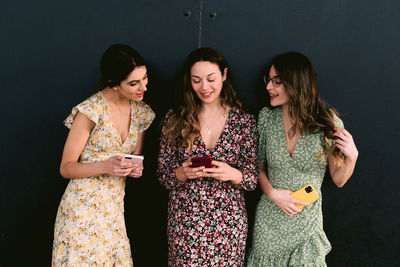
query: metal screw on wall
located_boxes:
[183,10,191,17]
[209,12,217,19]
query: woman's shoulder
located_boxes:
[64,92,104,128]
[258,106,279,121]
[134,101,155,132]
[329,108,344,128]
[231,106,256,122]
[259,106,275,116]
[135,100,154,115]
[80,91,104,106]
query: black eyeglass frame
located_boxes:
[263,75,283,87]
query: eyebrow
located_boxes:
[128,73,148,83]
[191,73,217,78]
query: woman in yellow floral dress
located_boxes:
[52,44,155,266]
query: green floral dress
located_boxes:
[247,106,343,266]
[52,91,155,266]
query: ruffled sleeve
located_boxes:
[134,101,155,133]
[257,107,271,162]
[63,93,102,129]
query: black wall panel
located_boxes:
[1,0,399,266]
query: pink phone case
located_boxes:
[122,154,143,164]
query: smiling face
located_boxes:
[190,61,227,105]
[266,65,290,108]
[114,65,148,101]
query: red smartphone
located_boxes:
[191,156,212,168]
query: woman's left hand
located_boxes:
[205,160,243,184]
[333,127,358,161]
[128,161,144,178]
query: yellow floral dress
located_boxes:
[52,91,155,266]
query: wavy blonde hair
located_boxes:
[164,48,242,150]
[269,52,345,166]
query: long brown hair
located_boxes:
[269,51,344,165]
[164,47,243,149]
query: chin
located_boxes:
[132,95,144,102]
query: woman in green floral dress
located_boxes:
[247,52,358,266]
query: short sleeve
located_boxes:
[332,111,344,128]
[63,94,102,129]
[257,107,270,162]
[135,101,155,133]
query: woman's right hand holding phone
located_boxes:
[268,188,309,216]
[102,155,133,177]
[175,159,207,182]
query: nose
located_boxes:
[139,82,147,91]
[266,80,274,91]
[200,81,209,91]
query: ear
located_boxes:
[222,68,228,81]
[112,85,119,92]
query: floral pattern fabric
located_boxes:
[247,106,343,266]
[52,91,155,266]
[157,106,258,266]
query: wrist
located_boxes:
[231,172,243,185]
[266,187,277,199]
[175,166,187,182]
[345,151,358,164]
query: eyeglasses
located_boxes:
[263,75,283,87]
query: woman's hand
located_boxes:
[128,161,144,178]
[204,160,243,184]
[268,188,309,216]
[102,155,133,177]
[175,159,207,182]
[328,128,359,187]
[333,127,358,161]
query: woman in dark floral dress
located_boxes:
[157,48,258,266]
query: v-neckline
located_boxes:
[278,107,301,159]
[99,91,135,146]
[199,107,232,151]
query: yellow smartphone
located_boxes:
[290,184,319,209]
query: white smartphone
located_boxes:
[121,154,144,164]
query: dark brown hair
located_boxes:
[96,44,145,91]
[164,47,243,149]
[269,51,344,165]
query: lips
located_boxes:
[200,91,213,98]
[269,94,278,101]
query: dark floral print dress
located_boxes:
[157,106,258,266]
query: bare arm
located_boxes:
[132,131,145,155]
[127,131,146,178]
[328,127,358,187]
[60,112,133,179]
[258,162,309,216]
[257,162,274,196]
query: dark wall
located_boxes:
[1,1,399,266]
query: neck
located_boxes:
[281,104,289,119]
[103,87,129,106]
[201,101,224,114]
